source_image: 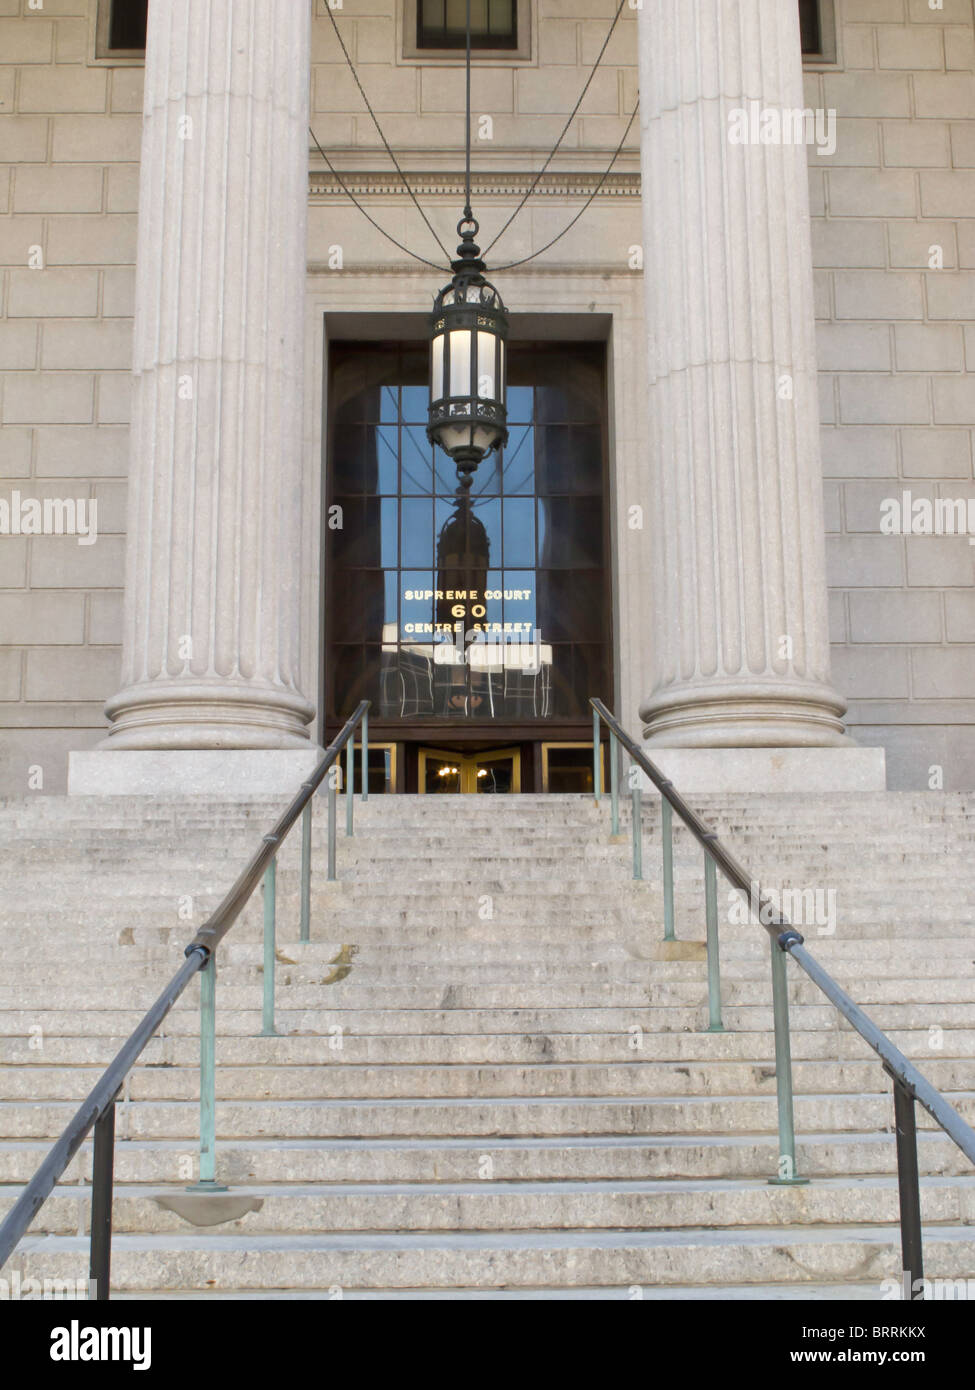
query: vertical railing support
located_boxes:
[300,802,311,943]
[89,1097,117,1301]
[190,951,227,1192]
[662,798,675,942]
[261,855,277,1037]
[327,768,337,881]
[889,1070,924,1300]
[593,710,601,802]
[631,769,642,880]
[704,851,724,1032]
[361,710,369,802]
[346,737,354,836]
[768,930,806,1185]
[609,729,619,837]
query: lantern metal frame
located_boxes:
[427,215,509,490]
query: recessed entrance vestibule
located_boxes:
[323,332,615,792]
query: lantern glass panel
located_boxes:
[432,334,444,394]
[472,422,496,452]
[477,331,496,398]
[440,423,471,453]
[449,329,471,398]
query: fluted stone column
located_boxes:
[637,0,848,747]
[103,0,315,749]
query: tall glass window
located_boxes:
[325,343,611,730]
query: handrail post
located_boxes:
[346,736,354,836]
[769,931,806,1184]
[631,768,642,880]
[889,1070,925,1300]
[593,709,601,802]
[328,767,338,881]
[361,709,369,802]
[189,951,227,1192]
[261,856,277,1037]
[662,798,675,941]
[88,1097,116,1301]
[300,802,311,943]
[609,729,619,837]
[704,852,724,1031]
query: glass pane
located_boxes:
[538,497,603,568]
[332,425,365,494]
[400,572,436,644]
[475,754,514,793]
[482,570,504,631]
[330,571,385,643]
[330,498,384,567]
[502,497,535,567]
[489,0,513,37]
[471,451,501,496]
[352,746,395,795]
[401,427,434,494]
[501,426,534,495]
[424,753,462,793]
[537,424,601,495]
[402,497,433,567]
[332,646,363,718]
[503,571,536,634]
[401,385,428,422]
[507,386,533,423]
[546,746,597,795]
[373,425,399,494]
[435,450,459,494]
[477,331,497,398]
[384,571,399,632]
[471,496,502,566]
[380,498,398,568]
[537,569,604,642]
[449,329,471,397]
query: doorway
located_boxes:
[419,746,521,794]
[323,338,614,786]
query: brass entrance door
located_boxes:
[418,747,522,794]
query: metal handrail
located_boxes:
[590,697,975,1300]
[0,700,371,1292]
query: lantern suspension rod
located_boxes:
[465,0,473,221]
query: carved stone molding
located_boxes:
[309,169,640,200]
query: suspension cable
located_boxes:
[492,101,638,271]
[309,126,447,271]
[482,0,629,257]
[323,4,452,262]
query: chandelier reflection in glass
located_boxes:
[427,215,509,491]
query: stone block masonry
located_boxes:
[813,0,975,787]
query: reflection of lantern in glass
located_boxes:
[428,217,508,491]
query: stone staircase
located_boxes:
[1,789,974,1299]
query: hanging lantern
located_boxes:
[428,216,508,490]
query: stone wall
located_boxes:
[0,0,139,795]
[811,0,975,787]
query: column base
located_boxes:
[68,748,324,797]
[102,679,316,751]
[641,680,850,749]
[634,746,887,795]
